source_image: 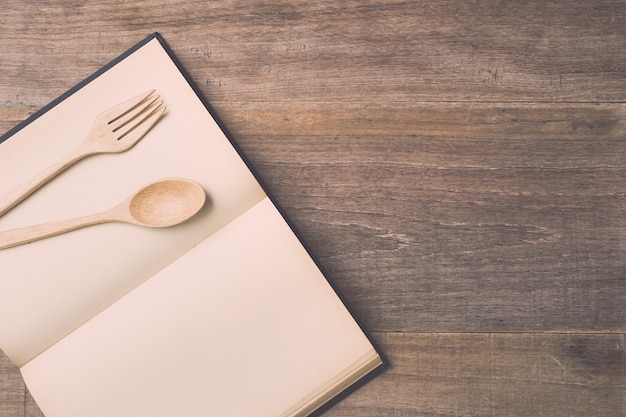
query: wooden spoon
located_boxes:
[0,178,206,250]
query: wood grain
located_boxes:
[225,102,626,333]
[325,333,626,417]
[0,0,624,416]
[0,0,624,105]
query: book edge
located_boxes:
[3,32,388,415]
[283,350,383,417]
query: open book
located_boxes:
[0,33,382,417]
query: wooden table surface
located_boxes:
[1,1,624,416]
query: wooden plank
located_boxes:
[216,102,626,333]
[0,3,624,417]
[0,0,624,105]
[325,332,626,417]
[3,333,624,417]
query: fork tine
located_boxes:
[104,89,157,123]
[109,93,161,134]
[115,101,166,143]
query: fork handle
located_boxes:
[0,145,92,217]
[0,212,111,250]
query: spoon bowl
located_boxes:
[127,179,206,227]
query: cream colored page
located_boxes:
[21,198,377,417]
[0,38,265,366]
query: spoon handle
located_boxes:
[0,212,109,250]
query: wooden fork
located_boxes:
[0,90,166,217]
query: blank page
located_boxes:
[21,198,380,417]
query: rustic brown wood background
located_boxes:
[1,1,624,416]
